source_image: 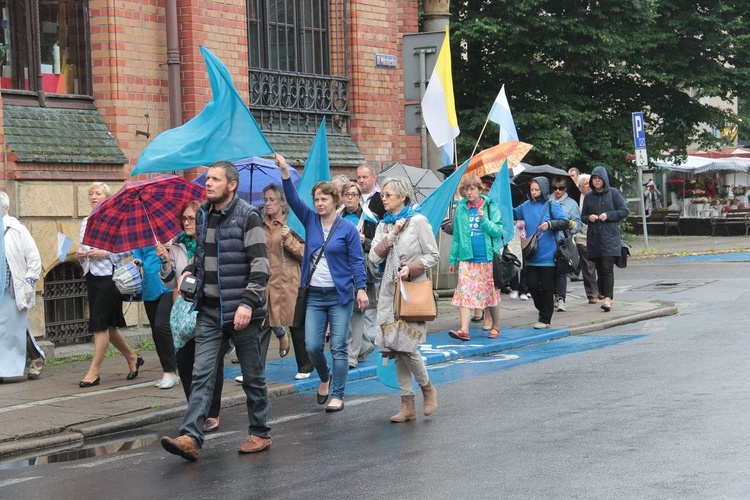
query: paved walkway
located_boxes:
[0,235,748,458]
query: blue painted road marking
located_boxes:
[675,252,750,262]
[343,335,646,395]
[226,327,645,395]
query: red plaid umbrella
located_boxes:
[83,175,205,252]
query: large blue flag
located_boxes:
[131,46,273,175]
[286,119,331,239]
[415,159,469,237]
[487,159,515,244]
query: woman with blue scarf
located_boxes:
[369,177,440,423]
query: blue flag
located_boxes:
[131,46,273,175]
[415,159,469,237]
[286,119,331,239]
[487,159,515,244]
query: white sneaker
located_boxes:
[235,375,244,384]
[510,291,519,299]
[533,322,550,329]
[557,299,566,312]
[158,374,180,389]
[520,293,529,301]
[294,372,311,380]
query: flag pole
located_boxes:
[469,118,491,159]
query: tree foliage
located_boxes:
[450,0,750,181]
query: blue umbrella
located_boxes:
[193,156,300,206]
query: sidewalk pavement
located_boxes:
[0,235,748,459]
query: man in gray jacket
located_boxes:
[161,161,272,461]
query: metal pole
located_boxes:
[638,166,649,248]
[418,50,428,170]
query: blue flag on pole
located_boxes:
[131,46,273,175]
[415,159,469,237]
[487,85,519,144]
[286,119,331,239]
[487,160,515,244]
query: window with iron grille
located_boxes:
[43,262,90,345]
[247,0,350,134]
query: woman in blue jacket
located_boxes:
[513,177,570,328]
[581,166,629,312]
[276,154,369,413]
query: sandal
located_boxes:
[470,311,485,323]
[448,330,471,341]
[487,327,501,339]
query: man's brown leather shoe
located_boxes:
[238,435,272,454]
[161,435,199,461]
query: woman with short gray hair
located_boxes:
[369,177,439,422]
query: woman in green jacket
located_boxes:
[448,175,504,341]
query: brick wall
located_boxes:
[348,0,421,169]
[89,0,248,173]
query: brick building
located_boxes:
[0,0,423,346]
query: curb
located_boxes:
[1,303,675,459]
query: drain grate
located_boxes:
[633,280,715,292]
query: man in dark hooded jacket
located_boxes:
[580,166,629,312]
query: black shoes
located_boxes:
[79,376,100,388]
[126,356,145,380]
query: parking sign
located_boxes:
[632,112,646,149]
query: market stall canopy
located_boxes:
[654,155,750,173]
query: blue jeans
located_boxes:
[305,286,353,400]
[179,305,271,448]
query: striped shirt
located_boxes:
[202,210,222,299]
[79,216,128,276]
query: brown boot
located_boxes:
[421,382,438,416]
[390,395,416,422]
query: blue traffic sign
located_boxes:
[632,112,646,149]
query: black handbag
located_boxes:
[615,241,631,269]
[493,245,521,289]
[292,217,343,329]
[554,231,580,274]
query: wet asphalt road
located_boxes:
[2,255,750,499]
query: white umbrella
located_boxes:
[377,162,442,204]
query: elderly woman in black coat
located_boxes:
[580,166,629,312]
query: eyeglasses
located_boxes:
[554,187,566,191]
[181,216,196,223]
[380,192,398,199]
[343,192,360,198]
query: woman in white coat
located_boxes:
[0,191,45,381]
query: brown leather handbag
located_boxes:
[394,278,437,322]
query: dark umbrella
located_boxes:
[192,156,300,206]
[83,175,206,252]
[512,163,580,202]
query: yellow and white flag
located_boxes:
[421,26,459,158]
